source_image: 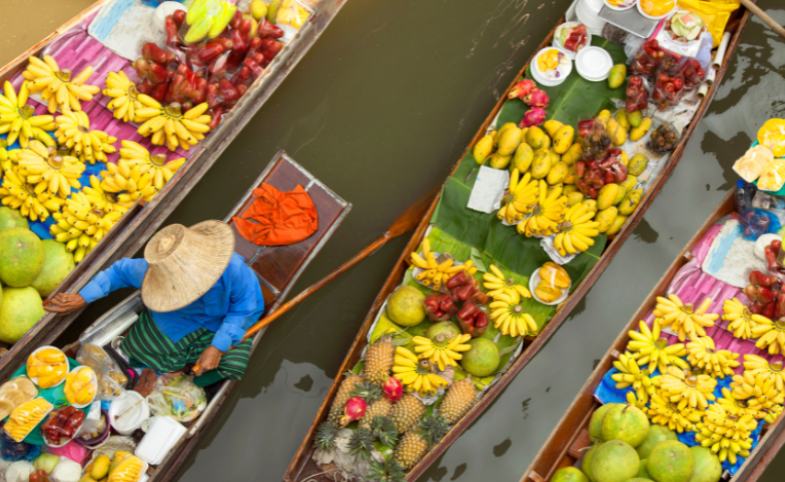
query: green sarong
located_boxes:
[121,309,253,383]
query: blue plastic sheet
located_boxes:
[595,367,763,475]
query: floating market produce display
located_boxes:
[287,2,753,481]
[523,129,785,482]
[0,0,332,357]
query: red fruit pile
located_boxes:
[135,9,284,128]
[575,148,628,199]
[423,271,490,336]
[746,269,785,320]
[632,39,665,77]
[652,72,684,110]
[424,293,458,322]
[680,58,706,92]
[29,472,51,482]
[41,406,85,446]
[625,75,648,113]
[456,302,489,337]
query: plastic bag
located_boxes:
[76,345,127,401]
[758,159,785,192]
[276,0,311,29]
[647,124,681,154]
[738,208,781,240]
[733,145,775,182]
[0,432,41,462]
[758,119,785,158]
[145,375,206,423]
[652,70,685,110]
[679,58,707,91]
[677,0,740,47]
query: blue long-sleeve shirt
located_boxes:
[79,253,265,352]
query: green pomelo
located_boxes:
[647,441,694,482]
[627,479,653,482]
[30,240,75,297]
[581,444,602,482]
[0,228,44,287]
[638,459,651,479]
[0,207,28,232]
[601,404,650,448]
[386,286,426,326]
[687,447,721,482]
[460,338,500,377]
[592,440,640,482]
[552,467,589,482]
[590,404,619,443]
[426,321,462,342]
[0,287,45,343]
[636,426,677,459]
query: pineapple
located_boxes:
[367,457,407,482]
[348,427,376,460]
[389,393,426,433]
[393,414,449,470]
[364,336,395,385]
[314,420,339,452]
[370,416,399,447]
[359,398,393,429]
[438,379,477,425]
[328,373,364,422]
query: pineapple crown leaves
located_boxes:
[315,420,340,452]
[371,416,399,448]
[413,414,450,449]
[348,427,376,460]
[351,381,382,402]
[367,457,407,482]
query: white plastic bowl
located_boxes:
[637,0,675,20]
[575,46,614,81]
[109,391,149,435]
[581,0,606,13]
[27,346,69,389]
[531,48,573,87]
[529,268,570,306]
[66,366,98,409]
[604,0,637,11]
[552,22,593,60]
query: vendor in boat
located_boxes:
[44,221,265,387]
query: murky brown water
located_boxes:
[4,0,785,481]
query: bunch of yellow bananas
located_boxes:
[626,392,648,411]
[626,319,689,374]
[695,404,757,465]
[102,71,144,123]
[611,351,656,403]
[653,294,718,342]
[722,297,769,340]
[15,140,85,198]
[730,370,785,412]
[742,354,785,391]
[657,366,717,410]
[412,333,472,371]
[410,238,473,291]
[749,316,785,355]
[717,387,761,420]
[647,391,703,433]
[685,336,740,379]
[516,181,568,237]
[0,81,55,148]
[764,404,783,424]
[482,264,531,299]
[23,55,99,113]
[0,167,64,221]
[553,202,599,256]
[50,192,123,262]
[489,288,538,338]
[134,98,211,152]
[83,175,134,214]
[392,346,448,398]
[54,110,117,164]
[99,160,159,203]
[118,141,186,190]
[497,169,539,224]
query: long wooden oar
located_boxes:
[193,188,437,373]
[740,0,785,40]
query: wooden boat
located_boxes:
[0,0,346,377]
[521,191,785,482]
[64,150,350,481]
[284,7,753,482]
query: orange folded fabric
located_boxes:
[232,183,319,246]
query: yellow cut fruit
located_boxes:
[38,348,65,364]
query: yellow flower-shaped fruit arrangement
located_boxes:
[723,297,769,340]
[653,294,718,341]
[134,98,211,152]
[516,181,568,237]
[483,264,531,299]
[118,141,186,191]
[497,169,538,224]
[15,140,85,198]
[656,366,717,410]
[626,319,689,374]
[612,351,656,403]
[393,346,448,398]
[54,110,117,165]
[0,81,55,148]
[647,391,702,433]
[27,348,67,389]
[103,71,143,123]
[553,202,600,256]
[23,55,99,113]
[695,404,757,465]
[489,288,538,338]
[412,333,472,371]
[50,192,123,263]
[0,167,64,222]
[685,336,740,379]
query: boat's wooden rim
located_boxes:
[0,0,348,380]
[521,191,785,482]
[284,6,752,481]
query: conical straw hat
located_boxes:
[141,220,235,313]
